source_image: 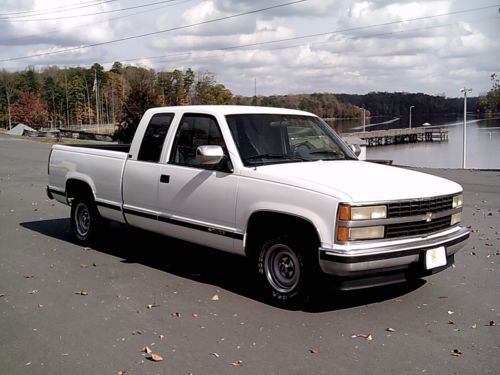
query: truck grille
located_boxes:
[387,195,453,218]
[385,215,452,238]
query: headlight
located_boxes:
[452,194,463,208]
[451,212,462,225]
[338,204,387,221]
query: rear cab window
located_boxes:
[137,113,175,163]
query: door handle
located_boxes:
[160,174,170,183]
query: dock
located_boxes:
[346,127,448,146]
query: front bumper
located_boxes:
[319,226,469,289]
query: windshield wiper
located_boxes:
[245,153,310,163]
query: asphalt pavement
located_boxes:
[0,133,498,374]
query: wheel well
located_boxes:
[245,211,320,256]
[66,179,94,203]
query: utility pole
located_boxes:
[94,70,100,133]
[460,87,472,169]
[409,105,415,129]
[362,107,366,133]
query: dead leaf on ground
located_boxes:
[159,334,164,340]
[309,348,319,354]
[28,290,38,294]
[142,346,152,354]
[171,312,181,318]
[471,324,477,329]
[448,321,455,325]
[451,349,463,357]
[0,293,5,298]
[147,304,159,309]
[230,360,243,366]
[487,321,496,326]
[192,313,199,318]
[386,328,396,332]
[211,294,219,301]
[447,310,454,315]
[351,333,373,341]
[83,247,92,251]
[148,353,163,362]
[210,352,220,358]
[117,370,126,375]
[38,304,44,308]
[132,330,143,335]
[92,263,97,267]
[75,290,89,296]
[24,275,35,278]
[80,264,89,268]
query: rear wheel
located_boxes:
[256,235,314,306]
[70,196,103,243]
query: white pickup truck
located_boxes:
[47,105,469,304]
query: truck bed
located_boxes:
[64,143,131,153]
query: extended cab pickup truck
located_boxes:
[47,105,469,304]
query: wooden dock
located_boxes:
[347,127,448,146]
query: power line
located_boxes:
[0,0,308,62]
[0,0,116,18]
[115,16,496,66]
[3,0,193,44]
[89,6,495,65]
[1,0,195,22]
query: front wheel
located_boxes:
[70,197,102,243]
[256,236,312,306]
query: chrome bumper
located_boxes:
[319,226,470,277]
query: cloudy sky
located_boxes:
[0,0,499,97]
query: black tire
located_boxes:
[256,235,314,306]
[70,196,103,244]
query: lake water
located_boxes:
[328,115,500,170]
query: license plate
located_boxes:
[425,246,447,270]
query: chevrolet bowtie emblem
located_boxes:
[425,212,433,222]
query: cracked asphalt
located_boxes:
[0,133,499,374]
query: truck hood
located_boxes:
[245,161,462,202]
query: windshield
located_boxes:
[226,114,356,166]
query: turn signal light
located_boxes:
[338,204,351,221]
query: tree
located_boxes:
[10,93,49,128]
[193,72,233,104]
[0,69,15,129]
[115,66,160,142]
[110,61,124,75]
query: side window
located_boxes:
[137,113,174,162]
[170,114,228,170]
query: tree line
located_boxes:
[0,62,233,134]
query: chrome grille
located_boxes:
[387,195,453,218]
[385,215,452,238]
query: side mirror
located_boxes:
[350,144,361,157]
[196,145,224,165]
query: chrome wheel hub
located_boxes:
[75,203,90,236]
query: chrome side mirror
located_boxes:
[350,144,361,157]
[196,145,224,165]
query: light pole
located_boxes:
[409,105,415,129]
[460,87,472,169]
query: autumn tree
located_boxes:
[0,69,15,129]
[193,72,233,105]
[11,93,49,128]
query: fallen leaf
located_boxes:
[488,321,496,326]
[92,263,97,267]
[0,293,5,298]
[447,310,454,315]
[351,333,373,341]
[385,328,396,332]
[24,275,35,278]
[38,304,44,308]
[75,291,89,296]
[211,294,219,301]
[117,371,126,375]
[309,348,319,354]
[132,330,143,335]
[210,352,220,358]
[159,335,164,340]
[83,247,91,251]
[149,353,163,362]
[471,324,477,329]
[147,304,159,309]
[192,313,199,318]
[451,349,463,357]
[80,264,89,268]
[28,290,38,294]
[230,360,243,366]
[171,312,181,318]
[142,346,152,354]
[448,321,455,325]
